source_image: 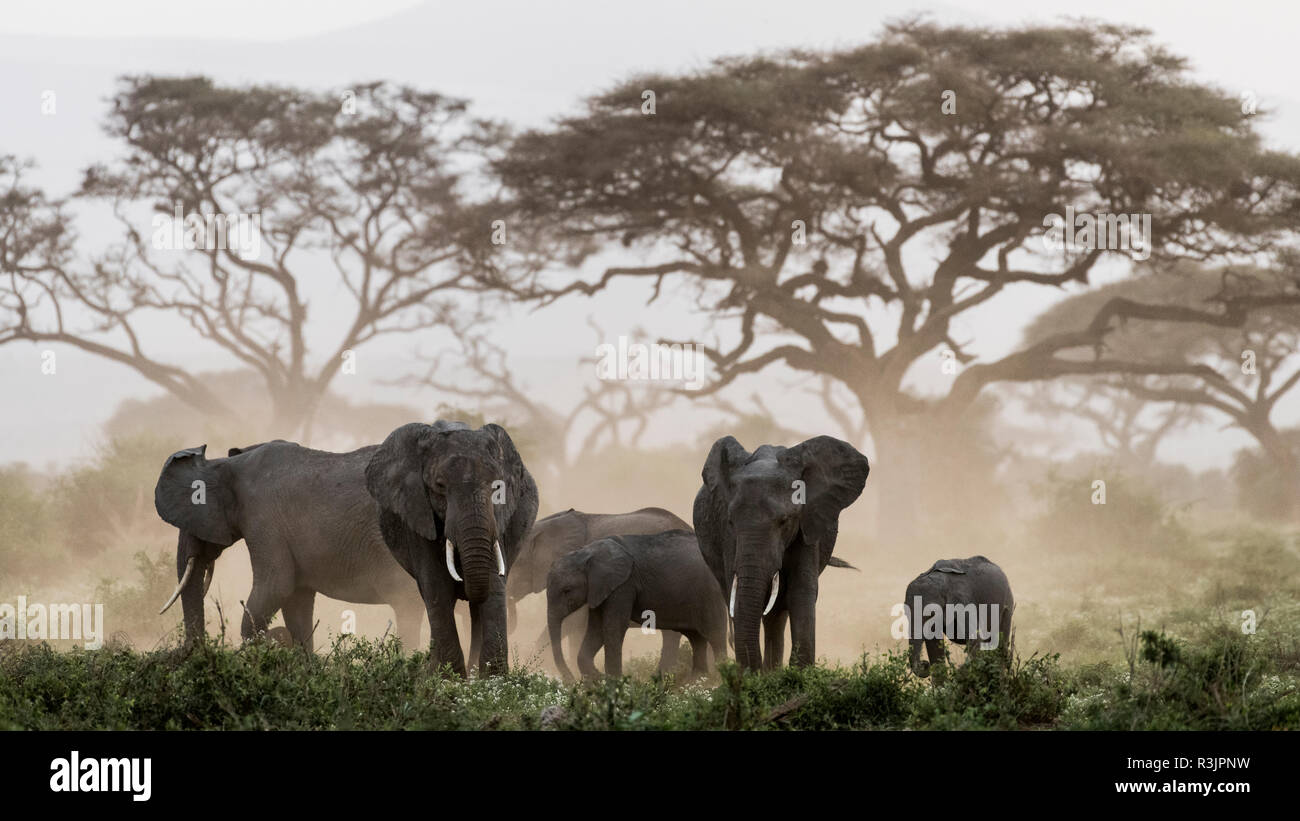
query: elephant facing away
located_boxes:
[693,435,870,671]
[154,441,426,650]
[507,506,690,669]
[365,421,539,677]
[903,555,1015,678]
[546,530,727,681]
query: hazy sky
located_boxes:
[0,1,424,39]
[2,0,1297,469]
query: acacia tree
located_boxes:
[493,21,1300,539]
[1024,264,1300,517]
[409,323,676,474]
[1020,378,1204,468]
[1,77,503,438]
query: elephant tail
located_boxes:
[827,556,858,571]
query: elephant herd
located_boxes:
[154,420,1015,679]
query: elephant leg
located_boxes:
[392,598,424,651]
[684,631,710,676]
[468,605,484,672]
[388,519,465,675]
[454,601,474,663]
[786,552,820,668]
[600,610,627,678]
[577,611,603,679]
[708,622,728,668]
[426,597,465,677]
[563,608,588,662]
[925,637,946,673]
[762,609,788,671]
[281,588,316,650]
[416,573,464,676]
[241,580,290,643]
[657,630,682,675]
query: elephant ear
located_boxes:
[693,436,751,596]
[786,436,870,560]
[932,560,966,574]
[154,445,238,546]
[483,423,537,565]
[365,423,439,540]
[587,540,634,608]
[227,440,280,458]
[484,423,526,507]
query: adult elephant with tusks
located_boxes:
[365,420,538,677]
[153,441,426,650]
[693,435,869,671]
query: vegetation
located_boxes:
[1,624,1295,730]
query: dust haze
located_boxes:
[2,1,1299,684]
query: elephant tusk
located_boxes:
[159,557,195,615]
[495,540,506,576]
[202,563,214,598]
[729,575,737,618]
[445,539,463,582]
[763,572,780,616]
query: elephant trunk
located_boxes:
[731,570,770,671]
[547,599,575,683]
[905,591,931,677]
[506,596,519,636]
[166,531,213,646]
[450,494,498,604]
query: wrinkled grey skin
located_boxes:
[508,507,690,669]
[903,555,1015,677]
[693,435,869,671]
[546,530,727,681]
[154,441,425,650]
[365,421,538,677]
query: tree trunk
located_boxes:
[869,414,924,546]
[1246,420,1300,521]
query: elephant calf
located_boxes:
[546,530,727,680]
[902,555,1014,677]
[507,506,691,672]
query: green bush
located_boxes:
[1,630,1297,730]
[909,646,1066,730]
[1059,628,1300,730]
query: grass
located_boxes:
[1,627,1296,730]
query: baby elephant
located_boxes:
[546,530,727,680]
[902,555,1014,678]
